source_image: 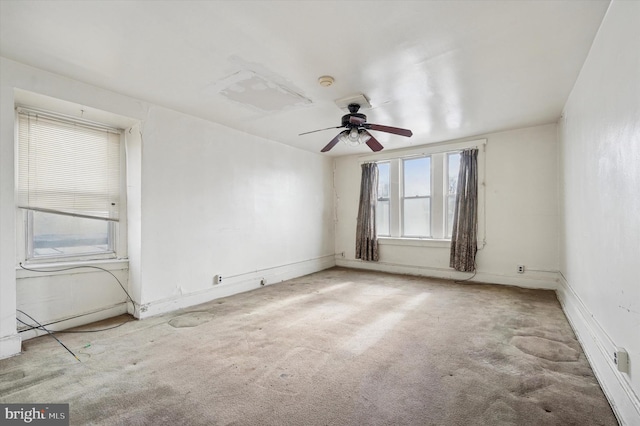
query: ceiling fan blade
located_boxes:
[364,131,384,152]
[299,125,343,136]
[321,130,348,153]
[349,115,366,125]
[366,123,413,137]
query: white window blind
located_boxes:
[17,108,122,221]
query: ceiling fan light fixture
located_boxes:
[348,128,359,142]
[339,128,370,146]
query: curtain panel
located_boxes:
[450,148,479,272]
[355,162,379,262]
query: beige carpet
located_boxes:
[1,267,617,425]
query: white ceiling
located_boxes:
[0,1,609,156]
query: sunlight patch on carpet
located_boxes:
[342,293,430,356]
[248,282,354,316]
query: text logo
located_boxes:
[1,404,69,425]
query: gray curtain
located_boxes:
[450,148,478,272]
[355,162,379,262]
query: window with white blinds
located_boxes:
[17,108,122,221]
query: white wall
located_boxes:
[136,105,335,316]
[334,123,559,289]
[0,58,335,356]
[556,1,640,424]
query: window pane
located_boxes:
[377,162,390,199]
[403,157,430,197]
[403,198,430,237]
[448,152,460,195]
[376,200,390,236]
[31,211,112,258]
[447,195,456,238]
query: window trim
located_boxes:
[361,138,486,248]
[15,94,132,265]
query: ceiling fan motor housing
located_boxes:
[342,112,366,127]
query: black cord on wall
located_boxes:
[17,262,138,361]
[19,262,137,315]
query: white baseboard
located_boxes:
[18,303,129,341]
[0,333,21,359]
[557,274,640,426]
[335,258,558,290]
[138,255,336,319]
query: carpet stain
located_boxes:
[0,370,64,396]
[510,336,579,362]
[79,343,107,355]
[0,369,25,381]
[73,384,200,425]
[168,311,215,328]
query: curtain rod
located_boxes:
[358,138,486,163]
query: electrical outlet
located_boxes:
[213,275,222,285]
[614,347,629,373]
[517,265,525,274]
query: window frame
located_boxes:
[15,102,129,265]
[360,139,486,248]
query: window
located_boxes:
[27,210,115,259]
[376,162,390,236]
[446,152,461,238]
[17,107,123,262]
[368,140,485,243]
[402,157,431,237]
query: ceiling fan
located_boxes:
[299,103,413,152]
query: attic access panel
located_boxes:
[217,70,311,112]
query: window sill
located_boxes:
[16,258,129,279]
[378,237,451,248]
